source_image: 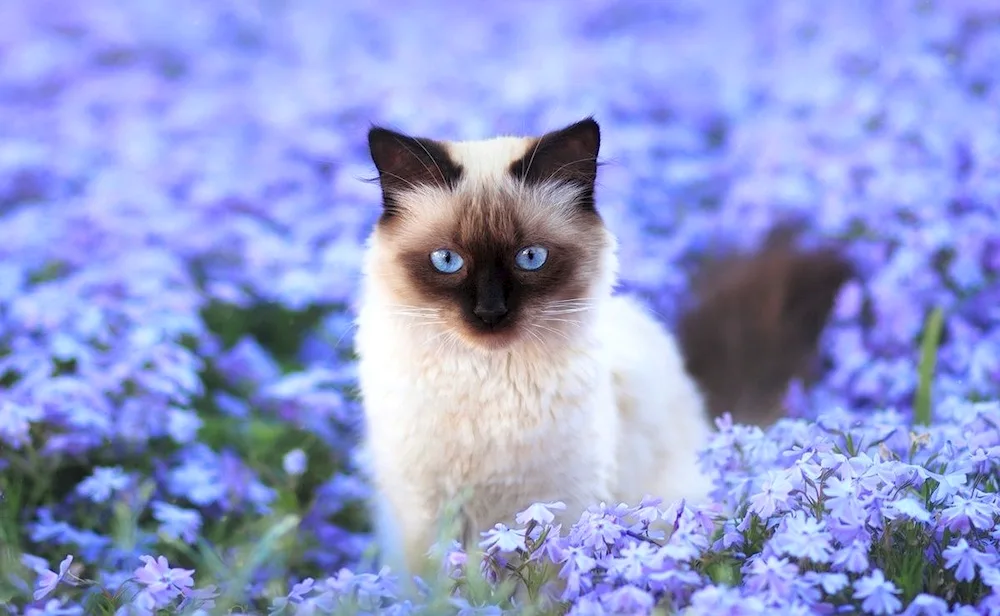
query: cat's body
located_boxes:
[357,266,709,574]
[355,119,850,578]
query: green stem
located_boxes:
[914,307,945,427]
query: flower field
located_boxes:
[1,0,999,614]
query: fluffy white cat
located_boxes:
[353,118,850,578]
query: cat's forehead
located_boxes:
[442,136,536,182]
[384,180,595,253]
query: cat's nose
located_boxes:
[473,304,508,325]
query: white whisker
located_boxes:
[539,317,582,326]
[532,323,572,342]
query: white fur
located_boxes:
[355,136,713,578]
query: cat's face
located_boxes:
[364,119,615,351]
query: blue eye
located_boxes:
[515,245,548,271]
[430,249,464,274]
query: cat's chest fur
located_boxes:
[356,300,618,529]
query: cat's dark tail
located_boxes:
[676,223,854,427]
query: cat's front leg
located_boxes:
[372,479,449,585]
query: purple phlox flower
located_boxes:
[818,450,851,476]
[555,544,598,573]
[600,585,655,613]
[76,466,130,503]
[29,510,110,561]
[824,476,869,526]
[270,578,315,613]
[25,598,84,616]
[832,539,870,574]
[983,592,1000,616]
[165,446,227,506]
[645,565,703,597]
[712,518,743,552]
[165,407,202,444]
[449,597,503,616]
[788,453,824,488]
[22,553,49,574]
[816,571,849,594]
[133,555,195,604]
[748,469,795,518]
[287,590,337,615]
[322,566,395,608]
[940,495,995,534]
[607,541,657,583]
[770,510,833,563]
[566,595,606,616]
[479,523,527,553]
[900,593,949,616]
[632,495,664,526]
[112,586,157,613]
[968,446,1000,474]
[853,569,902,615]
[689,584,768,615]
[151,501,202,543]
[34,555,75,601]
[283,448,308,476]
[0,400,43,449]
[515,500,566,526]
[850,451,899,494]
[215,335,281,389]
[178,584,219,611]
[955,604,987,616]
[571,510,624,552]
[662,527,709,562]
[943,538,995,582]
[744,555,799,605]
[883,496,932,524]
[440,540,468,577]
[928,470,969,503]
[982,566,1000,590]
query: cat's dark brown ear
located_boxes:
[367,127,463,216]
[510,117,601,210]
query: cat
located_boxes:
[353,117,852,579]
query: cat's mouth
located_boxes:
[458,313,524,349]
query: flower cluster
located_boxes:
[1,0,998,614]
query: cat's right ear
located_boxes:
[367,127,463,210]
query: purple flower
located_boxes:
[943,538,995,583]
[853,570,902,615]
[133,555,195,604]
[744,556,799,605]
[748,470,794,518]
[0,400,42,449]
[515,501,566,526]
[151,501,202,543]
[600,585,655,613]
[76,467,130,503]
[929,471,968,504]
[283,448,308,476]
[573,511,624,551]
[901,594,949,616]
[479,523,527,553]
[178,585,219,611]
[34,555,74,601]
[940,496,995,534]
[25,598,84,616]
[769,511,832,563]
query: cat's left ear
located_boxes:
[510,117,601,208]
[367,127,463,215]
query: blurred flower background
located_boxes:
[0,0,998,614]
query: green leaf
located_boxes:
[914,307,945,427]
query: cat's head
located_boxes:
[362,118,616,351]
